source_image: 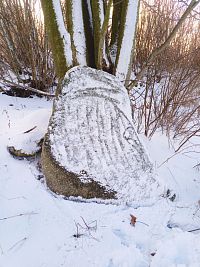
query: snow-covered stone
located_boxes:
[8,108,51,157]
[42,66,161,203]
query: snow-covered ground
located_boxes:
[1,93,200,267]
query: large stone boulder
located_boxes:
[41,66,161,203]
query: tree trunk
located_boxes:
[115,0,140,84]
[90,0,109,69]
[65,0,87,66]
[97,0,112,70]
[110,0,123,68]
[81,0,95,67]
[40,0,72,79]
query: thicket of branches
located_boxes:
[131,0,200,149]
[0,0,200,148]
[0,0,55,96]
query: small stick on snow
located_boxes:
[0,212,38,221]
[8,237,27,251]
[188,228,200,232]
[137,221,149,227]
[73,218,99,241]
[23,126,37,134]
[80,216,97,231]
[73,221,83,238]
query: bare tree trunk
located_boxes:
[82,0,95,67]
[40,0,72,79]
[97,0,112,69]
[110,0,123,68]
[90,0,109,69]
[125,1,140,87]
[65,0,87,66]
[114,0,140,84]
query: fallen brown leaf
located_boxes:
[130,214,137,226]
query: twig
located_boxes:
[80,216,97,231]
[8,237,27,251]
[175,129,200,152]
[80,216,90,230]
[137,220,149,227]
[188,228,200,232]
[158,142,200,168]
[0,212,37,221]
[73,222,83,238]
[73,217,99,241]
[23,126,37,134]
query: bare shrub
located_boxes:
[132,0,200,146]
[0,0,55,95]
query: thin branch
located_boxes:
[137,220,149,226]
[8,237,27,251]
[80,216,97,231]
[0,212,37,221]
[175,128,200,153]
[1,78,55,97]
[23,126,37,134]
[188,228,200,232]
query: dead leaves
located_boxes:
[130,214,137,226]
[130,214,149,227]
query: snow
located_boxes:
[1,92,200,267]
[52,0,73,65]
[8,108,51,155]
[116,0,139,82]
[151,231,200,267]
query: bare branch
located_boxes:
[1,78,55,97]
[0,211,38,220]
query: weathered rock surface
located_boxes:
[42,66,161,203]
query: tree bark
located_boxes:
[40,0,72,79]
[97,0,112,69]
[115,0,140,84]
[110,0,123,68]
[90,0,109,69]
[65,0,87,66]
[82,0,95,67]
